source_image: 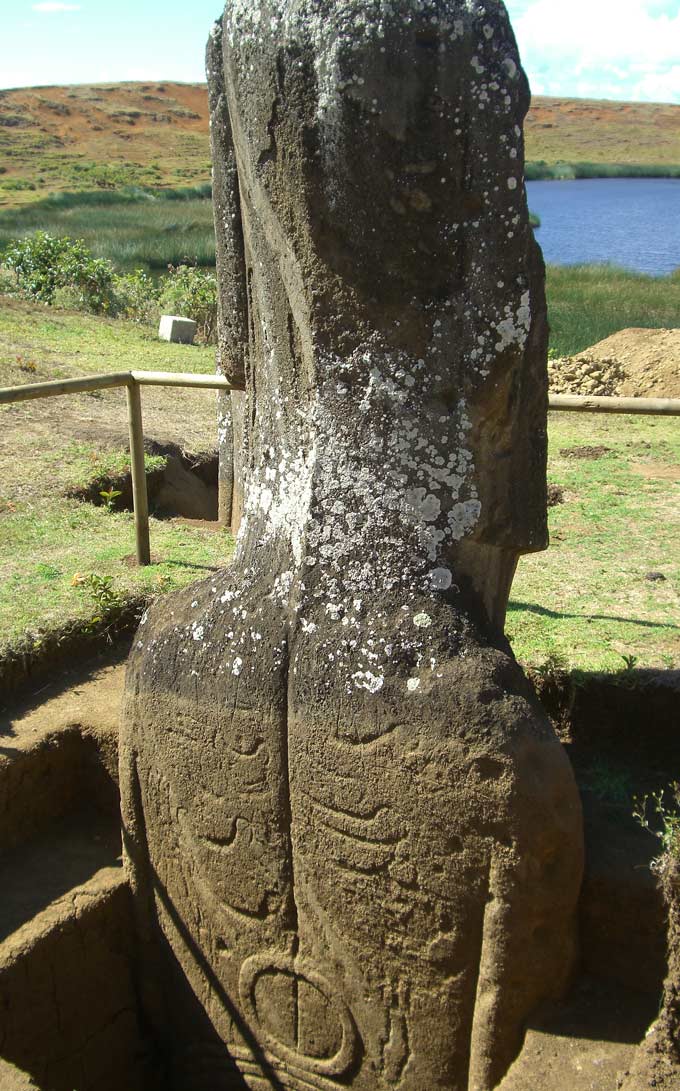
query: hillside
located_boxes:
[0,82,211,205]
[526,97,680,169]
[1,82,680,207]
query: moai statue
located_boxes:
[120,3,584,1089]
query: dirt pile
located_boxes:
[549,328,680,399]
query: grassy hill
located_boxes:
[1,82,679,207]
[0,82,211,206]
[526,97,680,169]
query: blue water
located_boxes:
[525,178,680,277]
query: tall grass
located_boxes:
[546,264,680,356]
[527,161,680,181]
[0,186,215,271]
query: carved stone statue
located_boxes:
[120,3,584,1088]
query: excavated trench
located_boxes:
[0,646,677,1090]
[68,440,220,524]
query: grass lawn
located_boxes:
[510,412,680,672]
[0,297,678,674]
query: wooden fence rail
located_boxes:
[1,372,678,565]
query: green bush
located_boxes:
[112,268,160,322]
[0,178,37,192]
[2,231,116,312]
[159,264,217,343]
[3,231,75,302]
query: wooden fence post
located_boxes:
[126,380,151,566]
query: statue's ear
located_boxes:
[207,19,248,389]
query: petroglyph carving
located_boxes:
[120,3,584,1088]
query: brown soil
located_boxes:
[631,460,680,481]
[588,329,680,399]
[560,444,611,459]
[497,978,658,1091]
[0,82,211,202]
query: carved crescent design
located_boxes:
[238,952,359,1078]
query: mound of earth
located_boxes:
[549,329,680,399]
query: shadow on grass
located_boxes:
[509,600,679,632]
[159,560,221,572]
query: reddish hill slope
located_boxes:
[1,82,679,207]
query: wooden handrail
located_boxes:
[549,394,680,416]
[0,372,133,403]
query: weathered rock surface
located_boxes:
[121,3,583,1089]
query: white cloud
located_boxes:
[32,2,80,11]
[510,0,680,103]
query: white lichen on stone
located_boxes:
[413,612,432,629]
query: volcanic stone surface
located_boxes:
[120,3,584,1089]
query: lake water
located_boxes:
[525,178,680,277]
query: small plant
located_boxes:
[71,571,123,615]
[533,651,569,681]
[113,268,160,322]
[620,653,639,672]
[634,783,680,863]
[586,760,632,807]
[99,486,123,512]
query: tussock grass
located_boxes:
[546,264,680,357]
[0,187,215,272]
[527,161,680,181]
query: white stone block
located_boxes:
[158,315,197,344]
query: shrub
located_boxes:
[2,231,116,312]
[3,231,76,302]
[0,264,18,295]
[159,264,217,343]
[113,268,160,322]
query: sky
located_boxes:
[1,0,679,104]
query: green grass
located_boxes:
[0,187,215,272]
[0,499,231,653]
[0,295,216,379]
[509,412,680,672]
[527,161,680,181]
[546,264,680,357]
